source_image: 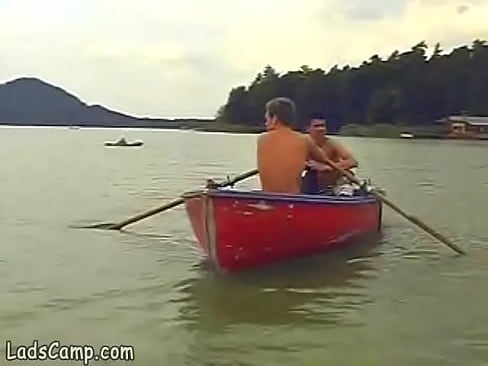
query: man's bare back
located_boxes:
[257,127,308,194]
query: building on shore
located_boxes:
[436,115,488,139]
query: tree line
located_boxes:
[216,40,488,133]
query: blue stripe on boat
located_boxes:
[200,188,379,205]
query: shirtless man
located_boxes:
[257,98,331,194]
[302,113,358,194]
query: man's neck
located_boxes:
[270,124,292,132]
[312,134,328,145]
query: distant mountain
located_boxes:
[0,77,213,128]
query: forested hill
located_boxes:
[217,40,488,133]
[0,77,211,128]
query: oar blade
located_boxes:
[73,168,259,231]
[70,222,119,230]
[323,158,466,256]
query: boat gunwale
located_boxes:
[181,188,380,205]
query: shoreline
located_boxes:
[0,121,265,134]
[1,121,487,141]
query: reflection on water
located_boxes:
[174,235,382,329]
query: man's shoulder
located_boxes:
[300,133,312,144]
[323,136,354,158]
[259,129,306,140]
[322,136,341,148]
[289,130,311,146]
[257,131,271,142]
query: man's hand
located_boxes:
[335,158,357,171]
[306,160,334,172]
[330,140,358,170]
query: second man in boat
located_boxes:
[301,112,358,195]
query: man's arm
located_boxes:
[304,135,331,167]
[331,139,358,170]
[304,136,358,172]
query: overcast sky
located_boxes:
[1,0,487,118]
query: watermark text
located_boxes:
[5,340,134,365]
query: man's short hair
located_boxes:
[309,112,325,121]
[265,97,297,127]
[299,111,326,131]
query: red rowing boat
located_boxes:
[182,188,382,273]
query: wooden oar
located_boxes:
[81,168,258,231]
[324,159,466,256]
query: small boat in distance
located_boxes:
[400,133,414,139]
[104,137,143,147]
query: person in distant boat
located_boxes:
[301,113,358,194]
[257,97,331,194]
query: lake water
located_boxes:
[1,126,487,365]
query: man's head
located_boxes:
[306,112,327,139]
[264,97,297,131]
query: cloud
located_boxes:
[0,0,487,117]
[341,0,408,21]
[310,0,488,65]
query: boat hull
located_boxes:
[104,141,143,147]
[183,189,382,273]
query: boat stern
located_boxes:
[182,189,220,268]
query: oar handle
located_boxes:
[215,168,259,188]
[323,158,466,255]
[108,168,259,230]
